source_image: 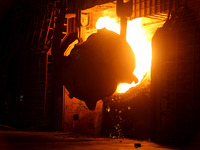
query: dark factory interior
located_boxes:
[1,0,200,149]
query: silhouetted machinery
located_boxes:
[61,29,137,110]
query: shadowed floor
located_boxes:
[0,130,176,150]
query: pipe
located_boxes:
[120,16,127,41]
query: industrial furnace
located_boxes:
[61,0,168,138]
[2,0,200,148]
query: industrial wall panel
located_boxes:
[151,1,200,145]
[81,0,171,19]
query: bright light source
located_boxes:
[96,17,152,93]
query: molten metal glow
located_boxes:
[96,17,152,93]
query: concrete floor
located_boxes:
[0,130,178,150]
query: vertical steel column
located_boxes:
[51,4,65,130]
[117,0,133,41]
[120,17,128,40]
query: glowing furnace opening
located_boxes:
[96,17,152,93]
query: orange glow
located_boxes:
[96,17,152,93]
